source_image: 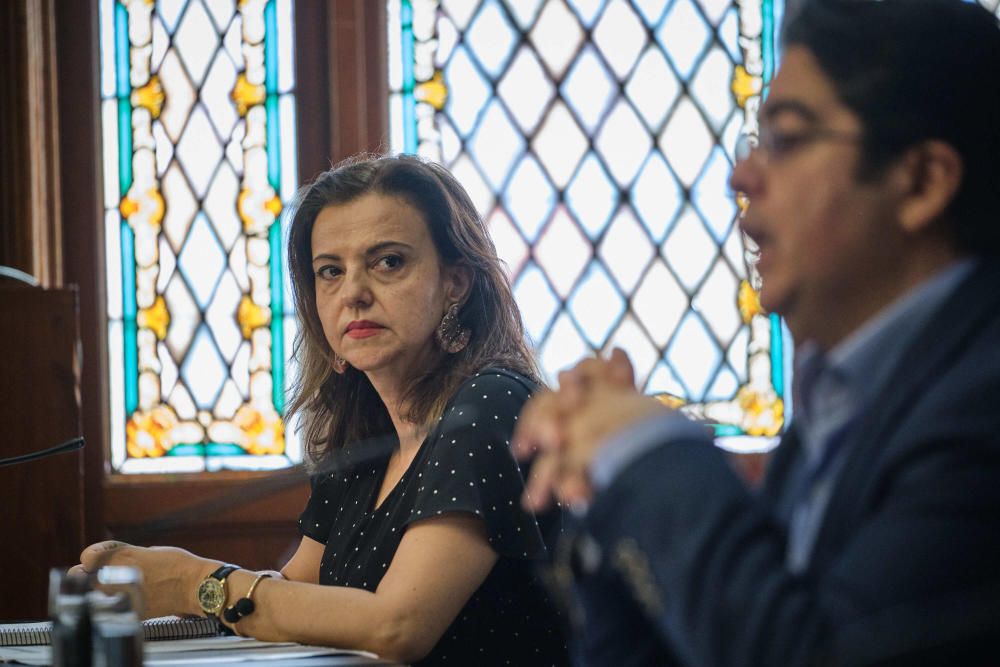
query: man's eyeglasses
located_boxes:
[735,127,861,164]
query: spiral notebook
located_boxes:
[0,615,220,647]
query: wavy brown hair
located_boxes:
[286,155,541,470]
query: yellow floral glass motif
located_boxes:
[415,70,448,111]
[232,72,266,117]
[233,405,285,455]
[731,65,762,110]
[137,296,170,341]
[126,405,178,459]
[738,280,764,324]
[131,75,164,119]
[238,294,270,340]
[736,386,783,437]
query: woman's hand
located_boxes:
[69,541,220,618]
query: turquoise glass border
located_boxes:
[115,0,139,416]
[400,0,417,154]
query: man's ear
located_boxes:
[895,140,963,234]
[444,262,473,306]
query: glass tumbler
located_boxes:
[89,565,144,667]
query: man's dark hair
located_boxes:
[783,0,1000,255]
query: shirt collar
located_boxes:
[827,258,975,391]
[793,258,975,447]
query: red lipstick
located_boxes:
[345,320,385,339]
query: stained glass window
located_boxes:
[100,0,300,473]
[388,0,786,445]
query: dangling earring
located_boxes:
[333,353,349,374]
[435,303,470,353]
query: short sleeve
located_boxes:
[404,370,547,560]
[297,472,343,544]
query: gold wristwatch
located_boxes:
[196,565,239,617]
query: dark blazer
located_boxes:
[570,260,1000,666]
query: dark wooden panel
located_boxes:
[0,286,84,620]
[329,0,388,159]
[0,0,64,285]
[296,0,389,184]
[104,470,311,571]
[53,0,107,548]
[0,0,30,271]
[294,0,334,183]
[115,523,304,573]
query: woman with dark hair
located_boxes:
[74,155,568,665]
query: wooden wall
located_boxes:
[0,287,84,620]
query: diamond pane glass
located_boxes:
[592,0,647,80]
[560,45,616,134]
[595,100,652,187]
[177,214,226,309]
[389,0,787,440]
[632,152,683,241]
[656,0,711,79]
[507,0,545,29]
[503,155,556,242]
[599,207,654,293]
[468,99,525,191]
[626,46,681,132]
[532,102,588,188]
[568,262,625,347]
[565,153,617,240]
[534,207,592,298]
[531,1,584,79]
[467,0,519,79]
[567,0,604,27]
[514,262,560,345]
[498,46,556,135]
[101,0,300,473]
[444,47,492,138]
[634,0,668,25]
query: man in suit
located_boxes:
[513,1,1000,664]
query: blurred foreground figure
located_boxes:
[515,1,1000,664]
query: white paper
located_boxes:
[0,637,378,665]
[144,636,377,664]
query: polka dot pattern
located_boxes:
[296,369,568,665]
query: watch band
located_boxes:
[211,564,240,581]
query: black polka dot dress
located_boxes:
[298,369,569,665]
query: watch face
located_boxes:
[197,578,226,615]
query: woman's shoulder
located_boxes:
[429,367,538,444]
[408,369,552,562]
[446,367,539,407]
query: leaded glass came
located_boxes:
[388,0,786,443]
